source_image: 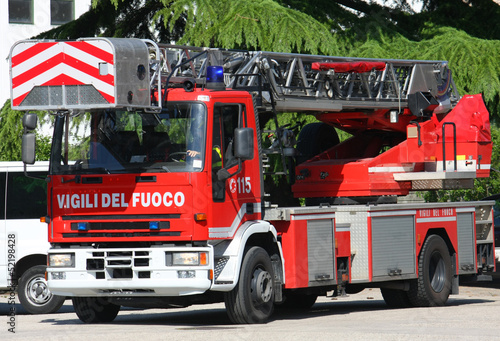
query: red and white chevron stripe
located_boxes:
[10,39,116,107]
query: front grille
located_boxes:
[64,231,181,238]
[134,258,149,267]
[108,259,131,266]
[112,268,132,278]
[87,258,104,270]
[87,250,152,279]
[63,214,180,220]
[108,251,132,257]
[70,221,170,230]
[64,216,181,238]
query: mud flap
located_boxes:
[271,254,283,303]
[452,253,459,294]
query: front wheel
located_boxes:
[224,246,275,324]
[72,297,120,323]
[17,265,65,314]
[408,235,452,307]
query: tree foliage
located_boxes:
[94,0,340,54]
[287,0,500,42]
[0,101,51,161]
[411,0,500,41]
[0,101,24,161]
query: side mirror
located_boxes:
[22,113,38,165]
[22,133,36,165]
[22,112,38,130]
[216,128,254,181]
[234,128,254,160]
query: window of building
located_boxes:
[9,0,33,24]
[51,0,74,25]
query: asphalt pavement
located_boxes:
[1,266,499,341]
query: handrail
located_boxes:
[442,122,457,171]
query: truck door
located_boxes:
[209,103,259,239]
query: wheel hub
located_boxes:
[429,251,446,293]
[27,276,51,304]
[251,268,273,304]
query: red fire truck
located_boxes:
[9,38,495,324]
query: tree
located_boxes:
[0,101,52,161]
[287,0,500,41]
[154,0,339,54]
[0,101,24,161]
[409,0,500,41]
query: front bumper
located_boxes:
[47,246,213,297]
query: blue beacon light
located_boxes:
[206,66,225,89]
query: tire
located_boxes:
[408,235,452,307]
[17,265,65,314]
[72,297,120,323]
[381,288,412,308]
[224,246,275,324]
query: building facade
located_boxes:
[1,0,91,105]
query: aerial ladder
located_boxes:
[150,42,489,200]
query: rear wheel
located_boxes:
[18,265,65,314]
[408,235,452,307]
[72,297,120,323]
[224,246,275,324]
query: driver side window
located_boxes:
[212,104,246,201]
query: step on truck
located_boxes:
[9,38,496,323]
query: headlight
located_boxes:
[49,253,75,267]
[167,252,208,266]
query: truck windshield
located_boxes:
[50,102,207,175]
